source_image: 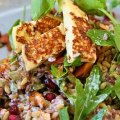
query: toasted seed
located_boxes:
[104,50,111,56]
[102,61,111,68]
[4,85,11,94]
[102,73,107,80]
[100,82,107,89]
[98,56,104,63]
[97,63,102,70]
[110,72,118,78]
[21,78,28,86]
[102,66,108,73]
[112,48,116,54]
[3,111,9,120]
[110,63,117,72]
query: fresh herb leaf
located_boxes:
[114,76,120,99]
[87,29,116,47]
[10,55,17,64]
[98,8,120,52]
[74,79,84,120]
[117,54,120,64]
[91,106,107,120]
[114,24,120,51]
[74,66,111,120]
[31,0,56,20]
[64,56,82,67]
[57,77,76,104]
[51,65,67,78]
[51,65,58,77]
[59,107,70,120]
[8,20,21,50]
[74,0,106,15]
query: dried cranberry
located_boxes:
[44,79,57,89]
[8,115,21,120]
[9,105,19,115]
[105,75,116,85]
[45,93,56,101]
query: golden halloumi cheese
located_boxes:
[12,14,62,53]
[22,24,65,71]
[62,0,96,63]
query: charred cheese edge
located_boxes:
[62,0,96,63]
[22,23,65,71]
[12,14,62,53]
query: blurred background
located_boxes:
[0,0,31,59]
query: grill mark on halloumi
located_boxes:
[62,0,96,63]
[22,24,65,71]
[36,14,62,33]
[13,14,62,53]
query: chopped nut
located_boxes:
[30,92,46,108]
[25,110,31,120]
[32,111,41,117]
[4,85,11,94]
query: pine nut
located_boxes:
[21,78,28,86]
[100,82,107,89]
[4,85,11,94]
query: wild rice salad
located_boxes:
[1,0,120,120]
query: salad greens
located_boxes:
[59,107,70,120]
[74,0,106,15]
[54,65,111,120]
[91,106,107,120]
[8,19,21,50]
[114,24,120,51]
[31,0,56,20]
[57,77,76,104]
[114,77,120,100]
[87,29,115,47]
[117,54,120,64]
[64,56,82,67]
[74,66,111,120]
[51,65,67,78]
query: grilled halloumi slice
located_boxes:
[12,14,62,53]
[22,24,65,71]
[62,0,96,63]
